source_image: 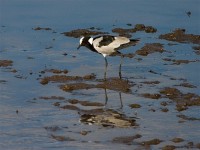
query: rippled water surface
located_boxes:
[0,0,200,149]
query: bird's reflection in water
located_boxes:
[79,87,138,128]
[104,88,123,109]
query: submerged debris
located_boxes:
[80,109,137,128]
[186,11,192,17]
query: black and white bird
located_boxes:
[77,35,139,80]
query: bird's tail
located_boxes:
[130,38,140,43]
[128,38,140,46]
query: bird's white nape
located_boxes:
[80,37,84,45]
[88,37,93,45]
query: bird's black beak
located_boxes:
[77,45,81,50]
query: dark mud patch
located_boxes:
[161,142,200,150]
[53,102,61,107]
[62,28,108,38]
[171,137,184,143]
[40,73,96,85]
[140,138,162,146]
[112,24,157,37]
[80,130,91,136]
[0,80,7,84]
[68,99,104,107]
[32,27,52,31]
[60,83,95,92]
[39,96,66,100]
[160,87,200,111]
[60,104,80,111]
[45,46,53,49]
[141,93,161,99]
[163,58,199,65]
[44,126,61,132]
[122,53,135,58]
[141,80,160,85]
[160,101,168,106]
[136,43,164,56]
[112,134,142,145]
[161,145,176,150]
[60,77,133,93]
[177,114,200,121]
[192,46,200,55]
[0,60,13,67]
[95,78,132,93]
[161,107,169,112]
[44,69,69,74]
[80,108,106,115]
[149,70,162,75]
[148,69,188,82]
[129,103,141,108]
[175,82,197,88]
[159,29,200,44]
[51,134,75,141]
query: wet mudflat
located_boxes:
[1,0,200,150]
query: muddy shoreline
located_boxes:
[1,14,200,149]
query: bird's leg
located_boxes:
[119,55,124,79]
[119,92,123,109]
[104,88,108,106]
[104,57,108,80]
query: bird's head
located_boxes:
[77,36,93,49]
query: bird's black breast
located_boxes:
[95,35,115,47]
[85,44,99,54]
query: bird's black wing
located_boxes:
[94,35,115,47]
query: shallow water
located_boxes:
[1,0,200,149]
